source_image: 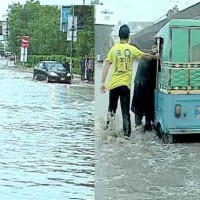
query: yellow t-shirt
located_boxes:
[106,43,144,90]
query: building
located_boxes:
[95,5,116,61]
[0,20,8,52]
[131,2,200,51]
[94,2,152,60]
[110,21,153,46]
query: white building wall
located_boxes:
[95,5,117,25]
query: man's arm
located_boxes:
[141,53,160,60]
[100,60,111,93]
[101,60,110,83]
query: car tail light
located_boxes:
[175,104,182,118]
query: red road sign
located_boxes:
[21,36,29,47]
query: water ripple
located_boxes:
[0,65,94,200]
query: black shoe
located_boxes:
[144,123,152,132]
[123,135,130,140]
[124,131,131,137]
[135,115,143,127]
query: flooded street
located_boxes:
[95,64,200,200]
[0,59,95,200]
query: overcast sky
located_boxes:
[0,0,199,22]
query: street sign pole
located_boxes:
[23,47,25,70]
[20,36,29,70]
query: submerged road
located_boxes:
[0,58,95,200]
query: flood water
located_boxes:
[95,63,200,200]
[0,59,95,200]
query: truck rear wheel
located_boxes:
[157,125,174,143]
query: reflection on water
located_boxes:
[0,65,94,200]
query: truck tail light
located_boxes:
[175,104,182,118]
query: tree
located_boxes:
[7,1,94,61]
[74,5,95,57]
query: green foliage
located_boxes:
[74,5,95,58]
[7,1,94,65]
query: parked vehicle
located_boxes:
[0,50,5,57]
[5,51,12,57]
[33,61,72,84]
[154,19,200,143]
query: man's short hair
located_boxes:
[119,25,130,40]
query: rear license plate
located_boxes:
[195,105,200,119]
[60,78,65,81]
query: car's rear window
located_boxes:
[47,63,64,70]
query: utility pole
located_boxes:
[83,0,85,5]
[70,5,75,73]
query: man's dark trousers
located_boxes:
[107,85,131,137]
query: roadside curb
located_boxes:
[10,65,81,78]
[9,64,94,87]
